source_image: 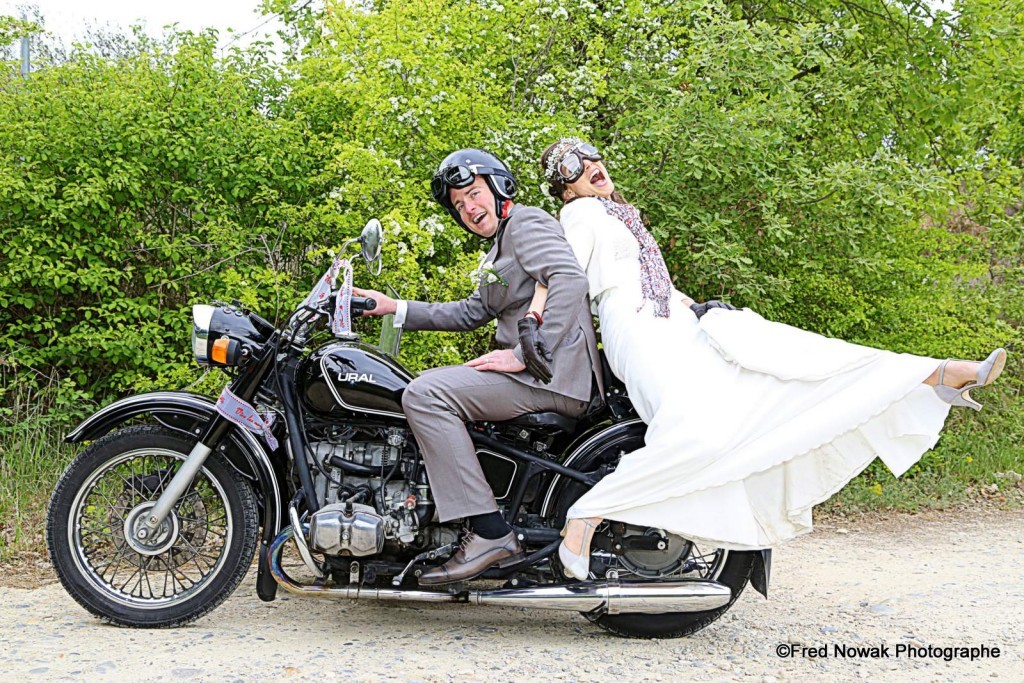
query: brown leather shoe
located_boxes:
[418,530,524,586]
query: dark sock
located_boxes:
[468,511,511,539]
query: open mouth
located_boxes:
[589,168,606,184]
[472,213,487,225]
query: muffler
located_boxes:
[269,528,732,614]
[472,581,731,614]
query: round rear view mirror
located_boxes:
[360,219,383,275]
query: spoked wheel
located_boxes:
[46,425,259,627]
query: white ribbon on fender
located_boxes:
[216,385,279,450]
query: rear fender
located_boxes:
[66,391,283,543]
[540,418,646,518]
[750,548,771,598]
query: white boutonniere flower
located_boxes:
[469,253,508,287]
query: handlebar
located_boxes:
[350,296,377,316]
[286,294,377,342]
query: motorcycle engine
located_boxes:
[306,428,435,553]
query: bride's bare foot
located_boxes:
[927,349,1007,411]
[924,360,981,389]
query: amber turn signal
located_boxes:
[211,337,239,365]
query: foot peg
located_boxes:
[392,543,455,586]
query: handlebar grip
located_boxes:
[349,296,376,316]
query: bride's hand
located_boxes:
[690,300,737,320]
[517,317,553,383]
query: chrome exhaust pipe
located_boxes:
[473,580,732,614]
[269,528,732,614]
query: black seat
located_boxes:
[504,411,577,434]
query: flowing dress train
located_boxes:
[560,197,951,550]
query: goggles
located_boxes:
[431,164,509,203]
[552,142,602,184]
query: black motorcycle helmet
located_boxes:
[431,149,519,233]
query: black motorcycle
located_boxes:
[46,220,769,638]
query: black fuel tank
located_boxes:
[299,342,414,420]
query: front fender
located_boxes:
[66,391,282,542]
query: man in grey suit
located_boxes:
[355,149,603,585]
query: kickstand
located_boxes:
[392,543,455,586]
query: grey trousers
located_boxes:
[402,365,589,522]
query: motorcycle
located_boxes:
[46,219,770,638]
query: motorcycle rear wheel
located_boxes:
[46,425,259,627]
[586,550,756,638]
[549,426,756,638]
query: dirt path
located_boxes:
[1,509,1021,682]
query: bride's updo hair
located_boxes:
[540,139,628,206]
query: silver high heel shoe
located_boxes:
[933,348,1007,411]
[558,518,600,581]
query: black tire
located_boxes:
[46,425,259,627]
[588,550,757,639]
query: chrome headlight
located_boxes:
[192,304,216,366]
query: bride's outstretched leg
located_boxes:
[558,517,602,581]
[925,348,1007,410]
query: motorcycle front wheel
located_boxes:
[46,425,259,627]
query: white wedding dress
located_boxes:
[561,197,951,550]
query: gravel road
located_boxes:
[1,509,1021,682]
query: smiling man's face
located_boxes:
[450,176,499,238]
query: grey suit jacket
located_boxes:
[405,204,604,403]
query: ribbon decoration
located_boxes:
[300,257,355,337]
[301,257,342,310]
[331,259,354,336]
[216,385,279,450]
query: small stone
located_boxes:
[836,528,849,534]
[172,669,203,678]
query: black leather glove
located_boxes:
[690,300,737,320]
[517,317,553,384]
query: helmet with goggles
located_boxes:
[431,149,519,232]
[543,138,602,185]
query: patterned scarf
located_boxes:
[598,197,672,318]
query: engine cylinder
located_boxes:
[308,503,385,557]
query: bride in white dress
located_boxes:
[528,138,1007,580]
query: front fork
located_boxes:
[137,423,227,537]
[138,341,279,537]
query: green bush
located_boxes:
[0,0,1021,491]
